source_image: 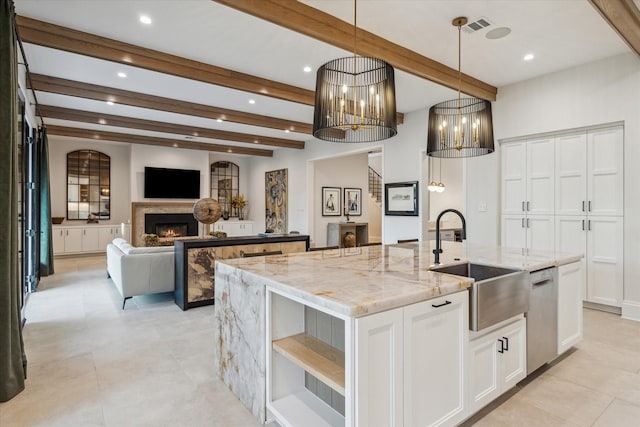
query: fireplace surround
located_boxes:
[131,202,200,246]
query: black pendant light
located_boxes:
[427,17,494,158]
[313,0,397,143]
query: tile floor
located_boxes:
[1,255,639,426]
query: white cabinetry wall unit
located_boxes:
[467,317,527,414]
[557,261,584,355]
[212,221,254,237]
[53,224,130,255]
[501,137,555,253]
[266,288,468,427]
[555,126,624,307]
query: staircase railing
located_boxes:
[368,167,382,203]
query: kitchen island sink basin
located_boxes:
[431,262,529,331]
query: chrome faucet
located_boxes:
[433,208,467,264]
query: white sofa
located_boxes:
[106,238,175,308]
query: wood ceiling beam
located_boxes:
[46,125,273,157]
[16,16,404,125]
[212,0,497,101]
[589,0,640,58]
[38,105,305,149]
[29,74,313,134]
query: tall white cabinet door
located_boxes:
[355,307,403,427]
[82,227,101,252]
[501,215,526,250]
[499,319,527,391]
[526,215,555,252]
[558,261,584,355]
[556,133,587,216]
[526,137,555,215]
[587,126,624,216]
[556,216,588,301]
[403,292,467,427]
[587,216,624,307]
[501,141,527,215]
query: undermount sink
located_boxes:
[431,262,529,331]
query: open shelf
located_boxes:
[272,333,345,395]
[269,389,344,427]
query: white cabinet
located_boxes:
[555,126,624,307]
[267,289,469,427]
[501,137,555,253]
[53,224,131,255]
[403,293,468,427]
[468,317,526,413]
[557,261,584,355]
[213,221,254,237]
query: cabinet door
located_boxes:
[82,227,101,252]
[355,307,403,427]
[403,292,468,427]
[526,137,555,215]
[526,215,555,252]
[501,141,527,215]
[468,330,500,413]
[98,227,114,249]
[556,216,587,302]
[555,133,587,216]
[499,318,527,391]
[587,126,623,216]
[238,222,253,235]
[558,261,584,355]
[52,228,66,254]
[501,215,525,250]
[65,228,83,253]
[586,216,623,307]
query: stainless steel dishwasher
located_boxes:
[526,267,558,375]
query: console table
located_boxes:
[174,234,310,310]
[327,222,369,248]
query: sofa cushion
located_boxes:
[111,238,173,255]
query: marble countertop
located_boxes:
[216,241,583,318]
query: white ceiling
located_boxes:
[14,0,632,155]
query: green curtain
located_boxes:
[0,0,27,402]
[39,127,54,276]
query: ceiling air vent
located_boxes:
[462,17,493,34]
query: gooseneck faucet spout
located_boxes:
[433,208,467,264]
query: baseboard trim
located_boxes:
[621,300,640,322]
[583,301,621,315]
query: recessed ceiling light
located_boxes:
[217,119,223,123]
[248,99,256,104]
[172,143,178,147]
[284,129,290,133]
[524,53,535,61]
[106,101,114,106]
[485,27,511,40]
[117,72,127,78]
[139,15,152,25]
[227,149,233,153]
[303,66,312,73]
[98,119,106,125]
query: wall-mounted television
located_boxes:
[144,167,200,199]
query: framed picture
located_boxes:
[344,188,362,216]
[385,181,419,216]
[322,187,341,216]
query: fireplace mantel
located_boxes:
[131,202,199,246]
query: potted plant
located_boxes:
[231,194,247,220]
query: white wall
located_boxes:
[313,152,369,247]
[428,156,464,220]
[48,136,131,224]
[129,144,210,202]
[465,52,640,318]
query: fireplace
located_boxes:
[145,213,198,238]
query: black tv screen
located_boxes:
[144,167,200,199]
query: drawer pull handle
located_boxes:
[498,338,505,353]
[503,336,509,351]
[432,300,452,308]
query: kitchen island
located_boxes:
[213,240,583,426]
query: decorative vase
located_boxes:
[343,232,356,248]
[222,211,229,220]
[239,209,244,221]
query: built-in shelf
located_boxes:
[272,333,345,395]
[269,389,344,427]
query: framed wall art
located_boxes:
[344,187,362,216]
[385,181,418,216]
[265,168,288,233]
[322,187,341,216]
